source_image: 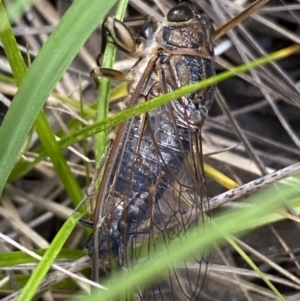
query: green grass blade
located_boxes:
[0,0,83,207]
[70,173,299,300]
[5,0,39,22]
[7,44,299,185]
[57,44,300,149]
[8,83,127,182]
[0,274,84,291]
[226,236,286,301]
[34,113,84,207]
[0,0,27,82]
[0,0,117,196]
[18,212,83,301]
[95,0,130,164]
[6,44,299,187]
[0,249,84,268]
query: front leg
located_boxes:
[91,16,137,87]
[99,16,137,63]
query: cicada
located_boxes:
[86,1,215,299]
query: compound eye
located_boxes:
[167,5,193,22]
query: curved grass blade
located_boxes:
[70,171,300,301]
[7,44,300,186]
[16,212,84,301]
[56,44,300,149]
[95,0,130,164]
[0,0,117,196]
[226,236,286,301]
[0,249,84,268]
[0,0,86,207]
[5,0,39,22]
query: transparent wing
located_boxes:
[128,103,210,301]
[86,2,215,300]
[88,81,213,301]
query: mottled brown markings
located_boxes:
[86,0,277,298]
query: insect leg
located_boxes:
[98,16,136,64]
[91,15,138,86]
[90,67,128,82]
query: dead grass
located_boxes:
[0,0,300,300]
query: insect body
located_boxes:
[87,1,215,299]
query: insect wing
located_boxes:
[87,2,215,300]
[93,92,210,300]
[135,105,211,300]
